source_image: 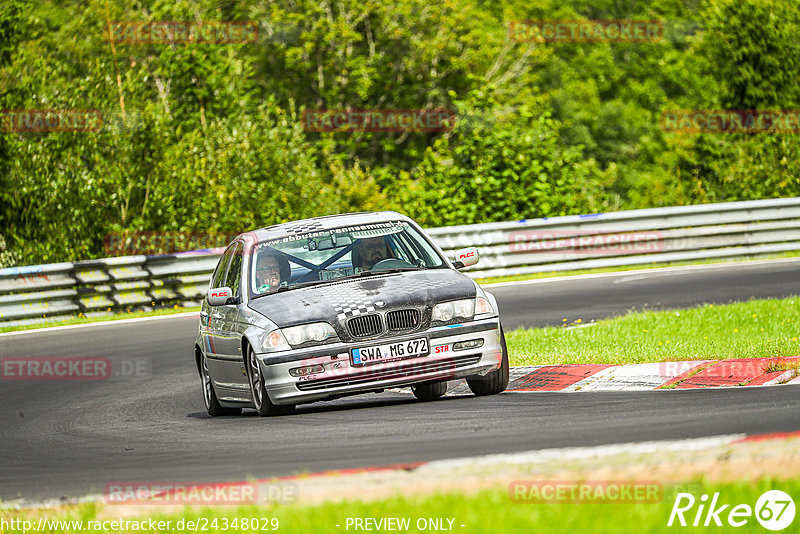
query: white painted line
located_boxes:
[417,434,746,471]
[0,311,201,338]
[562,322,598,331]
[613,270,705,284]
[479,257,800,289]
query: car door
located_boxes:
[215,242,249,389]
[204,244,235,380]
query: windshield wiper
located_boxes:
[279,279,335,291]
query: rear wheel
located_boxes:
[412,380,448,400]
[247,347,295,417]
[201,355,242,417]
[467,326,509,396]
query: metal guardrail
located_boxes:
[2,197,800,326]
[431,196,800,278]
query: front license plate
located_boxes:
[351,338,429,367]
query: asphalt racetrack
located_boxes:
[2,259,799,502]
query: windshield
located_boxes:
[249,221,446,296]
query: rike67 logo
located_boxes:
[668,490,795,530]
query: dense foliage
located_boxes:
[1,0,799,266]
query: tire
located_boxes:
[247,347,295,417]
[201,355,242,417]
[412,380,448,400]
[467,326,509,396]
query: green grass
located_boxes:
[476,250,800,285]
[507,296,800,366]
[3,478,797,533]
[0,306,200,334]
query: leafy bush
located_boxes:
[396,92,610,226]
[1,0,800,266]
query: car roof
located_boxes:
[240,211,415,243]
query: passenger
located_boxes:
[255,253,288,292]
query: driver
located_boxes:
[354,236,392,270]
[255,253,284,292]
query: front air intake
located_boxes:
[347,314,383,338]
[386,309,420,331]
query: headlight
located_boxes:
[281,322,338,346]
[432,301,453,321]
[432,296,495,323]
[433,299,474,322]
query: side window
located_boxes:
[224,243,243,296]
[211,245,235,289]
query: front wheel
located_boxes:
[412,380,448,400]
[247,347,295,417]
[201,355,242,417]
[466,326,509,396]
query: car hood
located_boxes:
[247,269,476,328]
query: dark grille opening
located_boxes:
[296,354,482,391]
[347,314,383,338]
[386,309,420,331]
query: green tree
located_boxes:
[703,0,800,110]
[0,0,24,267]
[399,91,609,226]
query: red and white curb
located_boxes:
[8,430,799,509]
[417,433,752,470]
[92,431,800,508]
[170,429,800,484]
[441,356,800,394]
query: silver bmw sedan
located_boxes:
[194,211,508,417]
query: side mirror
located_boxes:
[207,287,236,306]
[452,247,479,269]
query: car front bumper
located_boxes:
[256,317,503,405]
